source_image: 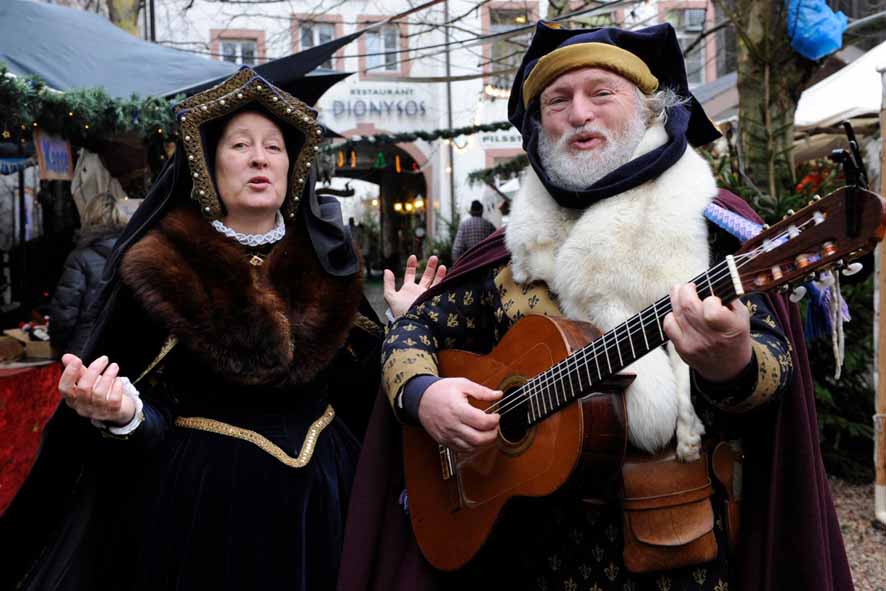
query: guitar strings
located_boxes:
[485,258,741,418]
[486,256,740,416]
[485,217,811,419]
[498,217,810,417]
[488,219,811,419]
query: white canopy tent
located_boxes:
[795,40,886,129]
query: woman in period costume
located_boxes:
[1,67,434,591]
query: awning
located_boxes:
[0,157,36,176]
[795,39,886,128]
[0,0,358,104]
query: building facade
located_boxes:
[151,0,723,266]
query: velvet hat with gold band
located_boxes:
[508,23,721,210]
[509,22,720,147]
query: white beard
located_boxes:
[506,123,717,459]
[536,114,647,191]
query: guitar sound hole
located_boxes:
[498,388,530,445]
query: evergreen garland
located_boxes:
[467,153,529,186]
[1,63,517,163]
[328,121,514,152]
[0,64,178,149]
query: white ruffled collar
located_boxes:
[211,212,286,247]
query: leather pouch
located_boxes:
[621,449,718,573]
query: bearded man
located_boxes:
[339,23,853,591]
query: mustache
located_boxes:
[554,124,612,147]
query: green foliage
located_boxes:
[358,208,382,271]
[708,150,875,481]
[428,214,459,268]
[809,279,876,483]
[325,121,514,154]
[467,154,529,187]
[0,63,178,150]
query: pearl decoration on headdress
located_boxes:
[174,69,320,228]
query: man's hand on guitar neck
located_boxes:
[664,282,753,383]
[417,378,502,453]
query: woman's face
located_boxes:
[214,111,290,226]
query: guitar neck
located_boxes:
[523,258,741,425]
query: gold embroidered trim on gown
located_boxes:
[353,313,383,337]
[174,404,335,468]
[134,335,178,385]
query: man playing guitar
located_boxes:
[367,23,854,591]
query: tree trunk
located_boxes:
[107,0,141,37]
[728,0,818,205]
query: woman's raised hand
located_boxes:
[383,254,447,319]
[59,354,136,426]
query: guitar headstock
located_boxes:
[734,187,886,295]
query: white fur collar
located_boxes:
[505,124,718,455]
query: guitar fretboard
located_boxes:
[521,258,741,425]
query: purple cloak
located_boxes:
[337,190,853,591]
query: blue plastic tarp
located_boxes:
[787,0,848,61]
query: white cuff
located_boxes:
[91,377,145,436]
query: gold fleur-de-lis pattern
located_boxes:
[381,263,564,416]
[378,254,782,590]
[382,265,504,411]
[448,497,731,591]
[381,348,438,408]
[494,265,561,322]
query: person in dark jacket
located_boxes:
[49,192,127,355]
[450,200,496,262]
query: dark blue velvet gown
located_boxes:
[0,207,382,591]
[126,358,364,590]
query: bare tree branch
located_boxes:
[682,19,730,56]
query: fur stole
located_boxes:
[506,124,718,456]
[120,206,363,386]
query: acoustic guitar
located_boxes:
[402,186,886,571]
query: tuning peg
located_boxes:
[789,285,807,303]
[842,262,864,277]
[783,209,796,220]
[813,194,822,201]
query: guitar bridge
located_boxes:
[439,445,455,480]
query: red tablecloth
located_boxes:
[0,363,62,515]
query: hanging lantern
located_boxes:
[337,150,345,168]
[373,152,386,169]
[395,154,402,173]
[350,150,356,168]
